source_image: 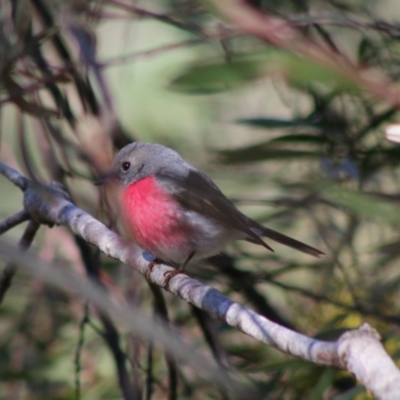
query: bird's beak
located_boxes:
[94,171,116,186]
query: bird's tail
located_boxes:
[249,223,324,257]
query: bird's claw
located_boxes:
[145,259,162,279]
[145,258,186,290]
[164,269,184,291]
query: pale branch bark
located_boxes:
[338,324,400,399]
[0,210,30,235]
[1,160,400,399]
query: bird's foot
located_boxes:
[164,269,185,291]
[163,253,194,290]
[145,258,164,279]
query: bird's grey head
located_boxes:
[97,142,186,187]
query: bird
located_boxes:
[96,142,324,271]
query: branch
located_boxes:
[0,220,40,305]
[148,283,178,400]
[338,324,400,399]
[107,0,204,35]
[1,160,400,398]
[0,210,30,235]
[0,163,29,190]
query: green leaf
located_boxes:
[333,385,366,400]
[170,57,267,94]
[267,134,327,145]
[314,328,350,341]
[361,147,400,174]
[246,358,309,373]
[170,50,358,94]
[283,56,358,90]
[309,369,337,400]
[237,118,324,129]
[218,141,322,163]
[321,185,400,227]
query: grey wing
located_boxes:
[156,169,324,258]
[155,170,273,250]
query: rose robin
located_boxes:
[96,142,323,270]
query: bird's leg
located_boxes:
[148,257,164,272]
[164,251,195,289]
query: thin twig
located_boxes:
[107,0,205,35]
[0,71,74,106]
[74,236,139,400]
[100,312,140,400]
[148,283,178,400]
[0,162,29,190]
[74,303,90,400]
[0,210,30,235]
[101,39,206,67]
[145,342,154,400]
[0,220,40,305]
[18,112,40,182]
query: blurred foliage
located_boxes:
[1,0,400,399]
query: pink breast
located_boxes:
[120,176,189,254]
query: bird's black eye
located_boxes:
[121,162,131,172]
